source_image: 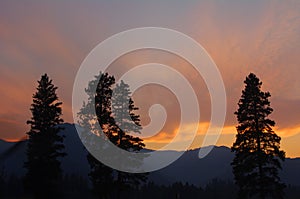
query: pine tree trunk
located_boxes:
[258,138,264,199]
[255,104,264,199]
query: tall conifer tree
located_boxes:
[78,73,147,199]
[232,73,285,199]
[24,74,65,198]
[78,72,115,199]
[111,80,147,199]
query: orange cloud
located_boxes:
[275,125,300,138]
[143,122,232,150]
[143,122,300,157]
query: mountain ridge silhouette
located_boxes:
[1,123,299,186]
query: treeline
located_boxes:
[1,175,300,199]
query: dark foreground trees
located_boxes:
[24,74,65,198]
[0,167,5,197]
[232,73,285,199]
[78,72,147,199]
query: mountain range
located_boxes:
[1,123,299,187]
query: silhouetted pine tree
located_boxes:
[231,73,285,199]
[24,74,65,198]
[111,80,147,199]
[78,73,147,199]
[78,72,115,199]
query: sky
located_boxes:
[0,0,299,157]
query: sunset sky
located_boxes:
[0,0,299,157]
